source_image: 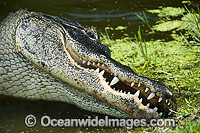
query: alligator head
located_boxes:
[3,10,176,120]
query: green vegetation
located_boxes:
[101,5,200,133]
[181,6,200,46]
[147,7,186,18]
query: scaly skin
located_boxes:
[0,10,176,120]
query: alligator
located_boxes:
[0,10,176,120]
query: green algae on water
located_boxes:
[152,20,186,31]
[147,7,186,18]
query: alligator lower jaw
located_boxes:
[66,47,175,118]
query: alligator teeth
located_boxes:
[87,61,91,65]
[146,103,150,108]
[124,91,126,94]
[166,99,168,103]
[138,83,141,87]
[168,102,170,105]
[96,68,100,73]
[131,82,135,87]
[92,62,95,65]
[145,88,149,92]
[154,107,158,112]
[83,60,86,64]
[100,70,105,75]
[159,112,163,117]
[168,112,171,116]
[110,77,119,86]
[120,90,123,93]
[147,92,155,100]
[134,90,140,97]
[139,98,143,103]
[104,78,106,81]
[97,63,100,66]
[102,64,105,67]
[158,97,162,102]
[128,92,130,94]
[113,88,115,90]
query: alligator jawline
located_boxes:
[65,43,174,118]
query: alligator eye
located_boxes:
[86,28,99,40]
[88,32,96,39]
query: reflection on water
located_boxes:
[0,0,183,39]
[0,96,115,132]
[0,0,183,132]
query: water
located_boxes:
[0,0,184,132]
[0,0,184,39]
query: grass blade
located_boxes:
[184,6,197,25]
[180,32,191,46]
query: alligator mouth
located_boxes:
[66,46,175,118]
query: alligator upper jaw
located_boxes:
[65,44,177,119]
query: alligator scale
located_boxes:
[0,10,176,120]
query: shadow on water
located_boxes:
[0,0,184,132]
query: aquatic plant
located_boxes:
[181,6,200,46]
[135,12,152,30]
[133,26,149,65]
[147,7,186,18]
[152,20,185,32]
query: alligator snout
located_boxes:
[66,42,177,119]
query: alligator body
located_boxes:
[0,10,176,120]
